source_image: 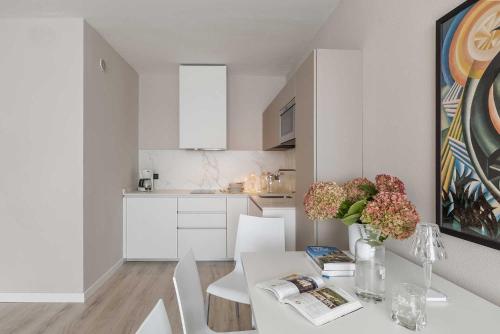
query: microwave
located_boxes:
[280,98,295,144]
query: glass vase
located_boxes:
[354,225,385,302]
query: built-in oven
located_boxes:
[280,98,295,145]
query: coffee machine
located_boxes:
[138,169,154,192]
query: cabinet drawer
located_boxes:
[178,197,226,212]
[178,213,226,228]
[178,229,226,260]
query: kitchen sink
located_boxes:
[258,194,293,199]
[190,189,216,194]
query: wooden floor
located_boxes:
[0,261,252,334]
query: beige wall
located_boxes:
[306,0,500,305]
[139,72,285,150]
[83,23,138,290]
[0,18,84,293]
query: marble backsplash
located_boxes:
[139,149,295,190]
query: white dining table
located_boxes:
[241,251,499,334]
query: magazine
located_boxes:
[257,273,362,326]
[306,246,355,271]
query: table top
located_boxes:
[241,251,499,334]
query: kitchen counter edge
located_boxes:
[249,195,296,210]
[123,189,249,198]
[123,190,296,210]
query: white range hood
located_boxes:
[179,65,227,150]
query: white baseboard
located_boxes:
[84,258,123,300]
[0,259,123,303]
[0,293,84,303]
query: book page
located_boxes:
[284,287,362,326]
[257,273,324,301]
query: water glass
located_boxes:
[391,283,426,331]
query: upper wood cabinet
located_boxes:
[262,77,295,150]
[179,65,227,150]
[262,97,280,150]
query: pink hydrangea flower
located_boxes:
[342,177,375,202]
[304,182,346,221]
[360,191,419,240]
[375,174,406,194]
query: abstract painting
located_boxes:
[437,0,500,249]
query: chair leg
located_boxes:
[206,293,211,324]
[235,302,240,318]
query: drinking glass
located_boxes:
[391,283,426,331]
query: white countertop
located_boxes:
[250,195,296,210]
[123,189,249,198]
[123,189,297,210]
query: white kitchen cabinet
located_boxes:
[178,229,226,260]
[124,194,250,260]
[178,213,226,228]
[179,65,227,150]
[178,197,226,212]
[248,197,296,252]
[125,197,177,259]
[259,208,296,252]
[226,197,248,258]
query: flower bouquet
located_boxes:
[304,174,419,241]
[304,174,420,302]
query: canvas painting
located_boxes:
[437,0,500,249]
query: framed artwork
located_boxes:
[436,0,500,250]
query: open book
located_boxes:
[257,273,362,326]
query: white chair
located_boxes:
[206,215,285,318]
[173,249,257,334]
[136,299,172,334]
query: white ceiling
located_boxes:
[0,0,339,75]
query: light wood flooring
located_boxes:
[0,261,252,334]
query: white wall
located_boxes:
[306,0,500,305]
[0,18,84,293]
[83,23,138,291]
[139,72,285,150]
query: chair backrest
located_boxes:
[135,299,172,334]
[233,214,285,263]
[173,249,209,334]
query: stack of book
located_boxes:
[306,246,355,278]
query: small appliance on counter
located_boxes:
[138,169,154,192]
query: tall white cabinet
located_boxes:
[179,65,227,150]
[294,49,363,250]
